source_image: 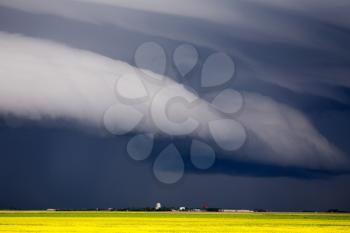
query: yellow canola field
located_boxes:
[0,211,349,233]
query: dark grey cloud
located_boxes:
[0,0,350,209]
[1,125,350,211]
[0,31,346,171]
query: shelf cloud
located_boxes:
[0,31,347,171]
[1,0,350,103]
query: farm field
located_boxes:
[0,211,349,233]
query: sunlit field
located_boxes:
[0,211,349,233]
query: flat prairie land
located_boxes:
[0,211,349,233]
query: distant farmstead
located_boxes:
[219,209,254,213]
[155,203,162,210]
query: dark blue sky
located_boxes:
[0,0,350,211]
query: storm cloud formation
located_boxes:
[0,32,347,170]
[1,0,350,106]
[0,0,350,210]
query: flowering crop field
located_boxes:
[0,211,349,233]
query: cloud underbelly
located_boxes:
[0,31,347,171]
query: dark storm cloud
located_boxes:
[1,124,350,211]
[0,0,350,209]
[0,30,347,171]
[2,0,350,100]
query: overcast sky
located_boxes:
[0,0,350,211]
